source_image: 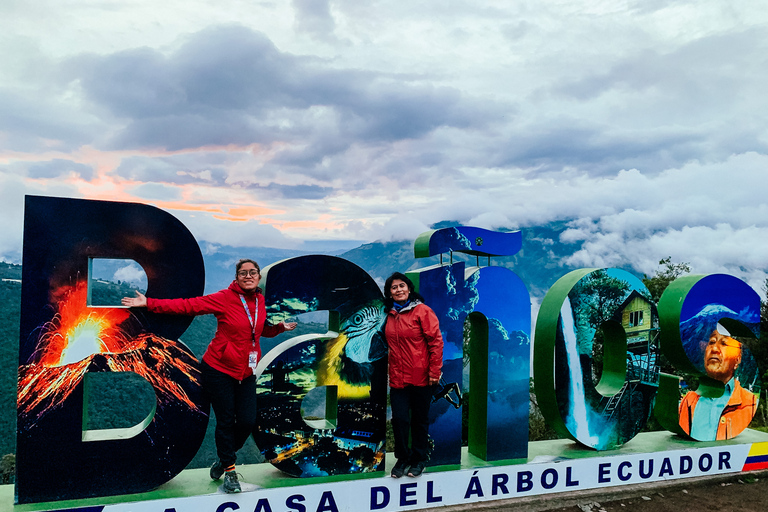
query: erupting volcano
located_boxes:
[18,281,205,429]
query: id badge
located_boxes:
[248,351,259,374]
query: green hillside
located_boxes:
[0,263,21,457]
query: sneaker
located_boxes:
[391,459,410,478]
[408,461,426,477]
[210,461,225,481]
[223,471,241,493]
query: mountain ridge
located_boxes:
[0,222,606,461]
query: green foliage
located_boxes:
[0,263,21,457]
[528,380,560,441]
[570,270,631,329]
[569,270,631,379]
[0,454,14,484]
[640,257,692,379]
[84,373,156,430]
[642,257,691,303]
[89,279,144,306]
[385,419,394,453]
[744,278,768,428]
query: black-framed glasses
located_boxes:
[237,269,260,278]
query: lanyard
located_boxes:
[239,294,258,346]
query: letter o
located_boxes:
[541,468,559,490]
[699,453,713,472]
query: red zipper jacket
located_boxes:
[385,300,443,389]
[147,281,285,381]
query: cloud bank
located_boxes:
[0,1,766,289]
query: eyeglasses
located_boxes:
[237,269,260,278]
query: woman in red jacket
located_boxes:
[122,259,296,493]
[384,272,443,478]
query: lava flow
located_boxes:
[18,281,204,428]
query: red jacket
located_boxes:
[148,281,285,381]
[385,301,443,389]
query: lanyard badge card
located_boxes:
[248,350,259,374]
[240,295,260,375]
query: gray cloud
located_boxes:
[261,183,333,199]
[554,28,766,103]
[293,0,337,40]
[115,155,230,185]
[172,209,299,249]
[527,27,768,174]
[0,88,97,152]
[26,159,95,180]
[494,122,710,176]
[114,149,336,199]
[68,25,492,153]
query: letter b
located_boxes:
[16,196,208,503]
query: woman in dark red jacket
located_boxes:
[122,259,296,493]
[384,272,443,479]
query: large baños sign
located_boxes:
[14,196,764,506]
[17,196,209,503]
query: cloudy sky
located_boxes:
[1,1,767,290]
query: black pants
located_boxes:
[390,385,433,464]
[201,362,258,468]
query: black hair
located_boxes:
[383,272,424,309]
[236,258,261,275]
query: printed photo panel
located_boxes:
[16,196,208,503]
[255,255,387,477]
[415,226,522,258]
[407,262,466,466]
[656,274,761,441]
[411,226,530,464]
[534,269,660,450]
[464,266,531,461]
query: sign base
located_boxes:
[6,430,768,512]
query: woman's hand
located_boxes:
[121,291,148,308]
[283,321,298,331]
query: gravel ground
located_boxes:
[549,472,767,512]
